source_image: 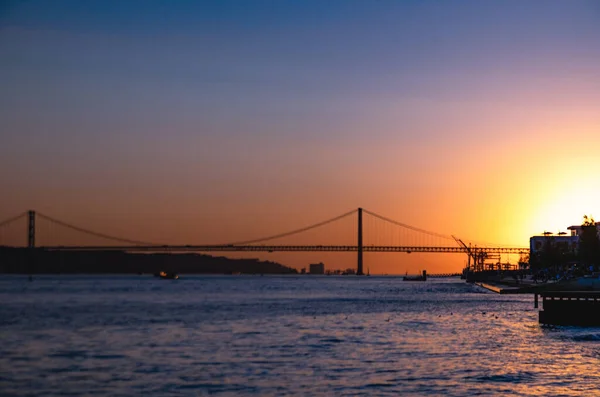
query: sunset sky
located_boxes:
[1,1,599,273]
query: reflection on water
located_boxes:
[1,275,599,396]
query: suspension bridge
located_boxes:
[0,208,529,275]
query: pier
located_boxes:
[473,282,527,294]
[537,291,600,326]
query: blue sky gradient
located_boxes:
[1,1,599,271]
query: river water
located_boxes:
[1,275,599,396]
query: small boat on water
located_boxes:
[156,271,179,279]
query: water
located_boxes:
[1,275,599,396]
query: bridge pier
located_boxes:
[28,210,35,248]
[27,210,36,276]
[357,207,363,275]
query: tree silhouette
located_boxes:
[578,215,600,270]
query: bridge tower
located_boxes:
[357,207,364,275]
[27,210,35,248]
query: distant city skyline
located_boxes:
[1,1,599,273]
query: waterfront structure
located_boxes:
[529,234,578,254]
[309,262,325,275]
[537,291,600,326]
[529,221,600,254]
[325,268,356,275]
[403,270,427,281]
[567,222,600,237]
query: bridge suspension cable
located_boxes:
[362,209,454,241]
[0,212,26,228]
[226,209,357,245]
[362,210,526,249]
[36,212,159,246]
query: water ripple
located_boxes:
[1,275,600,396]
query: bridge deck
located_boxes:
[37,245,529,254]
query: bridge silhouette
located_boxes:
[0,208,529,275]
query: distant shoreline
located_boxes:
[0,247,298,275]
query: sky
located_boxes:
[1,1,599,273]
